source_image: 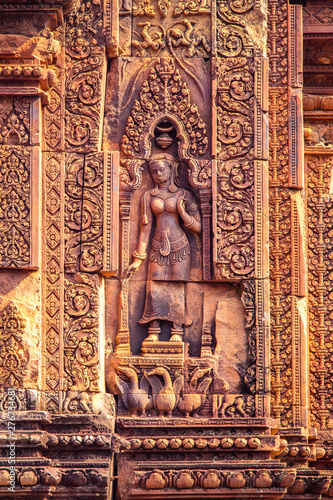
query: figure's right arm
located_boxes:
[125,192,153,278]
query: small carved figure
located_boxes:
[132,23,165,57]
[168,20,211,57]
[177,367,212,417]
[116,366,152,417]
[304,126,322,146]
[126,153,201,342]
[146,366,183,417]
[219,394,247,417]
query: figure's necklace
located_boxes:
[151,190,177,201]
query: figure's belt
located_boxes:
[151,229,188,256]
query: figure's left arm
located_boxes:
[177,191,201,233]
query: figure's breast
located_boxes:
[151,197,164,215]
[164,197,178,213]
[151,196,178,215]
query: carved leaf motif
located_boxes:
[0,148,30,267]
[0,303,29,387]
[0,97,30,146]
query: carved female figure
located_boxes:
[126,153,201,342]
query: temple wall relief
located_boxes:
[2,0,333,498]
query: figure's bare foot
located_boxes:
[170,334,182,342]
[146,321,160,342]
[170,323,183,342]
[145,334,159,342]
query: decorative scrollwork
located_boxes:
[216,58,254,160]
[217,0,254,58]
[65,153,103,273]
[215,160,254,278]
[65,0,104,152]
[173,0,211,16]
[133,0,156,17]
[64,274,100,393]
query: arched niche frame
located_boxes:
[120,111,212,281]
[114,58,213,356]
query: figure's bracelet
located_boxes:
[133,250,147,260]
[184,216,196,229]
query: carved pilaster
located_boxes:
[102,152,119,276]
[114,192,132,356]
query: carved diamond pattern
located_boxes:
[46,258,60,284]
[316,7,333,24]
[47,292,60,317]
[46,158,60,182]
[48,88,61,114]
[46,363,60,390]
[46,123,61,149]
[47,189,61,215]
[46,327,60,354]
[47,224,60,250]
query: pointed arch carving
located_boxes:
[121,57,208,160]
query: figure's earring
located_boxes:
[151,182,159,196]
[169,162,177,192]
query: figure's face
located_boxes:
[149,160,171,184]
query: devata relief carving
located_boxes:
[126,152,201,343]
[1,0,333,498]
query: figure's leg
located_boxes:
[170,322,183,342]
[146,320,161,341]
